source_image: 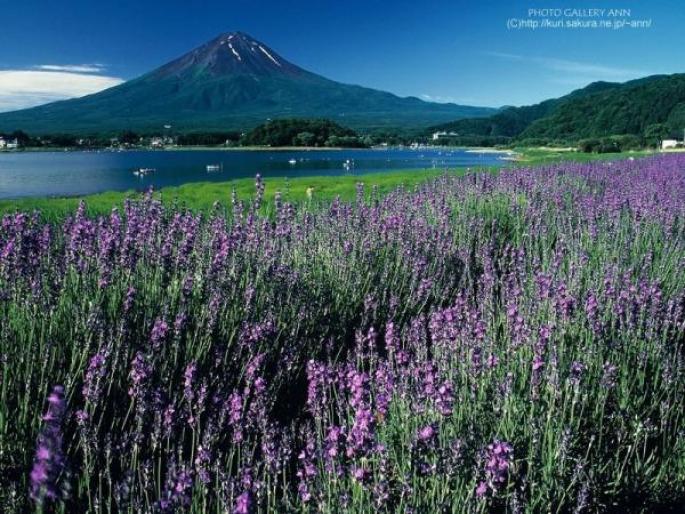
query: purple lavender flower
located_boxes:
[324,425,344,462]
[296,432,317,503]
[417,424,437,442]
[82,349,108,404]
[374,362,394,418]
[477,439,514,498]
[346,407,375,458]
[128,352,152,399]
[435,380,454,416]
[227,392,244,443]
[601,362,618,389]
[157,464,193,512]
[569,361,585,385]
[234,491,253,514]
[351,465,370,484]
[150,318,169,349]
[30,385,68,505]
[123,286,136,313]
[183,361,197,402]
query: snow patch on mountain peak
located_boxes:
[258,45,281,67]
[228,43,242,61]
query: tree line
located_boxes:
[1,119,411,149]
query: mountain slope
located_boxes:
[430,74,685,143]
[0,32,496,134]
[521,74,685,140]
[428,81,623,138]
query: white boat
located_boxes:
[288,158,297,165]
[133,167,155,176]
[206,163,223,172]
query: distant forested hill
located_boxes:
[241,118,366,147]
[429,74,685,145]
[429,81,622,139]
[521,74,685,140]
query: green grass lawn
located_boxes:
[0,168,458,219]
[0,147,659,220]
[511,146,655,164]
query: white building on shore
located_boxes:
[0,137,19,150]
[432,131,459,141]
[662,139,681,150]
[150,136,175,148]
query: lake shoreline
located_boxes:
[0,149,652,215]
[2,145,353,154]
[0,147,508,200]
[5,145,519,155]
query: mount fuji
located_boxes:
[0,32,497,134]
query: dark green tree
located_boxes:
[644,123,670,148]
[119,130,140,145]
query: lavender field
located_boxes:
[2,156,685,513]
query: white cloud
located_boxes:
[421,93,493,107]
[35,64,107,73]
[484,51,650,82]
[483,51,524,61]
[536,58,646,80]
[0,70,123,112]
[420,93,458,104]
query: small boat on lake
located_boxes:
[288,158,297,165]
[206,163,223,172]
[133,167,156,176]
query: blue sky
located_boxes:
[0,0,682,112]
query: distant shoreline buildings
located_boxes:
[0,136,19,150]
[432,131,459,141]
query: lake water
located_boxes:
[0,148,508,199]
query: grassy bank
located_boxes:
[511,146,654,164]
[0,148,659,220]
[0,168,454,219]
